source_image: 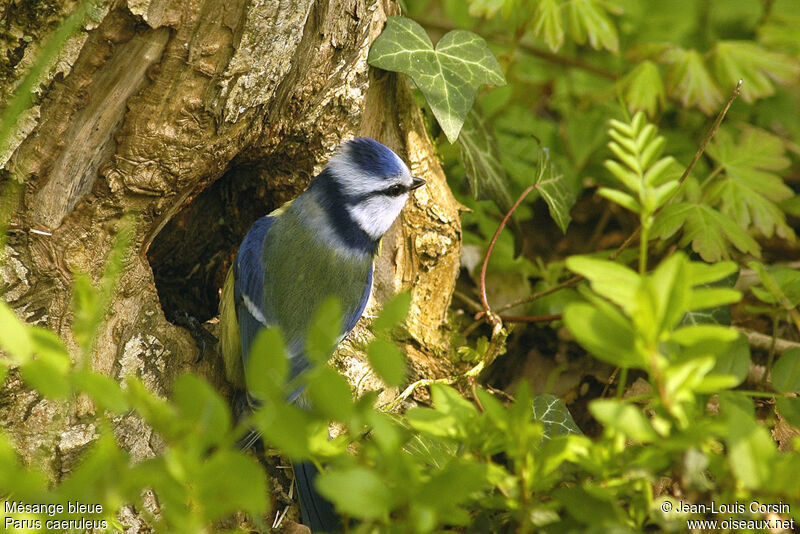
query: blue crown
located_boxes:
[344,138,404,179]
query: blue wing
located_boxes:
[234,214,372,391]
[233,216,275,369]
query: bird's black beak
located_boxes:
[410,176,426,190]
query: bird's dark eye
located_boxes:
[384,184,407,197]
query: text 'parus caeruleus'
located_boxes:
[219,137,425,532]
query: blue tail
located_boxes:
[293,461,340,532]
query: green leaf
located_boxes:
[688,288,741,311]
[620,60,666,116]
[532,0,564,52]
[253,401,313,458]
[316,467,393,520]
[708,176,796,241]
[534,149,575,233]
[713,41,800,104]
[372,291,411,333]
[367,338,406,387]
[467,0,517,19]
[748,261,800,310]
[432,384,479,420]
[726,416,776,489]
[775,397,800,428]
[671,324,738,345]
[553,486,625,524]
[246,327,287,401]
[196,450,268,521]
[18,327,71,399]
[771,348,800,394]
[531,394,582,439]
[649,252,690,333]
[566,0,619,53]
[306,366,354,421]
[73,371,129,414]
[0,300,32,360]
[70,218,133,355]
[406,406,466,439]
[591,399,658,442]
[663,48,723,114]
[701,335,750,391]
[563,302,642,368]
[19,353,71,399]
[417,459,489,524]
[173,374,231,447]
[368,17,506,142]
[306,296,342,364]
[705,128,795,241]
[457,108,516,220]
[565,256,639,313]
[651,202,760,261]
[598,187,641,213]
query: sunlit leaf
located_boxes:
[566,0,619,53]
[532,0,565,52]
[317,467,394,520]
[620,60,666,116]
[662,48,723,114]
[713,41,800,103]
[369,17,506,141]
[651,202,760,261]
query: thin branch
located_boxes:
[739,327,800,354]
[479,184,535,317]
[497,313,561,323]
[678,79,743,186]
[453,290,484,314]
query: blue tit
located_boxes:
[218,137,425,532]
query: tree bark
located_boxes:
[0,0,460,524]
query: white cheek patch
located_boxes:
[347,194,409,239]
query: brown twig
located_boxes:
[479,184,536,319]
[677,80,743,186]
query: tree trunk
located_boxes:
[0,0,460,515]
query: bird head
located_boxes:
[325,137,426,240]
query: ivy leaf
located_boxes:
[651,202,760,262]
[532,0,565,52]
[532,394,582,440]
[368,17,506,142]
[662,48,723,114]
[458,108,516,217]
[566,0,619,53]
[619,60,666,116]
[534,149,575,233]
[713,41,800,104]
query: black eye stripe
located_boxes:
[384,184,408,196]
[346,185,408,205]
